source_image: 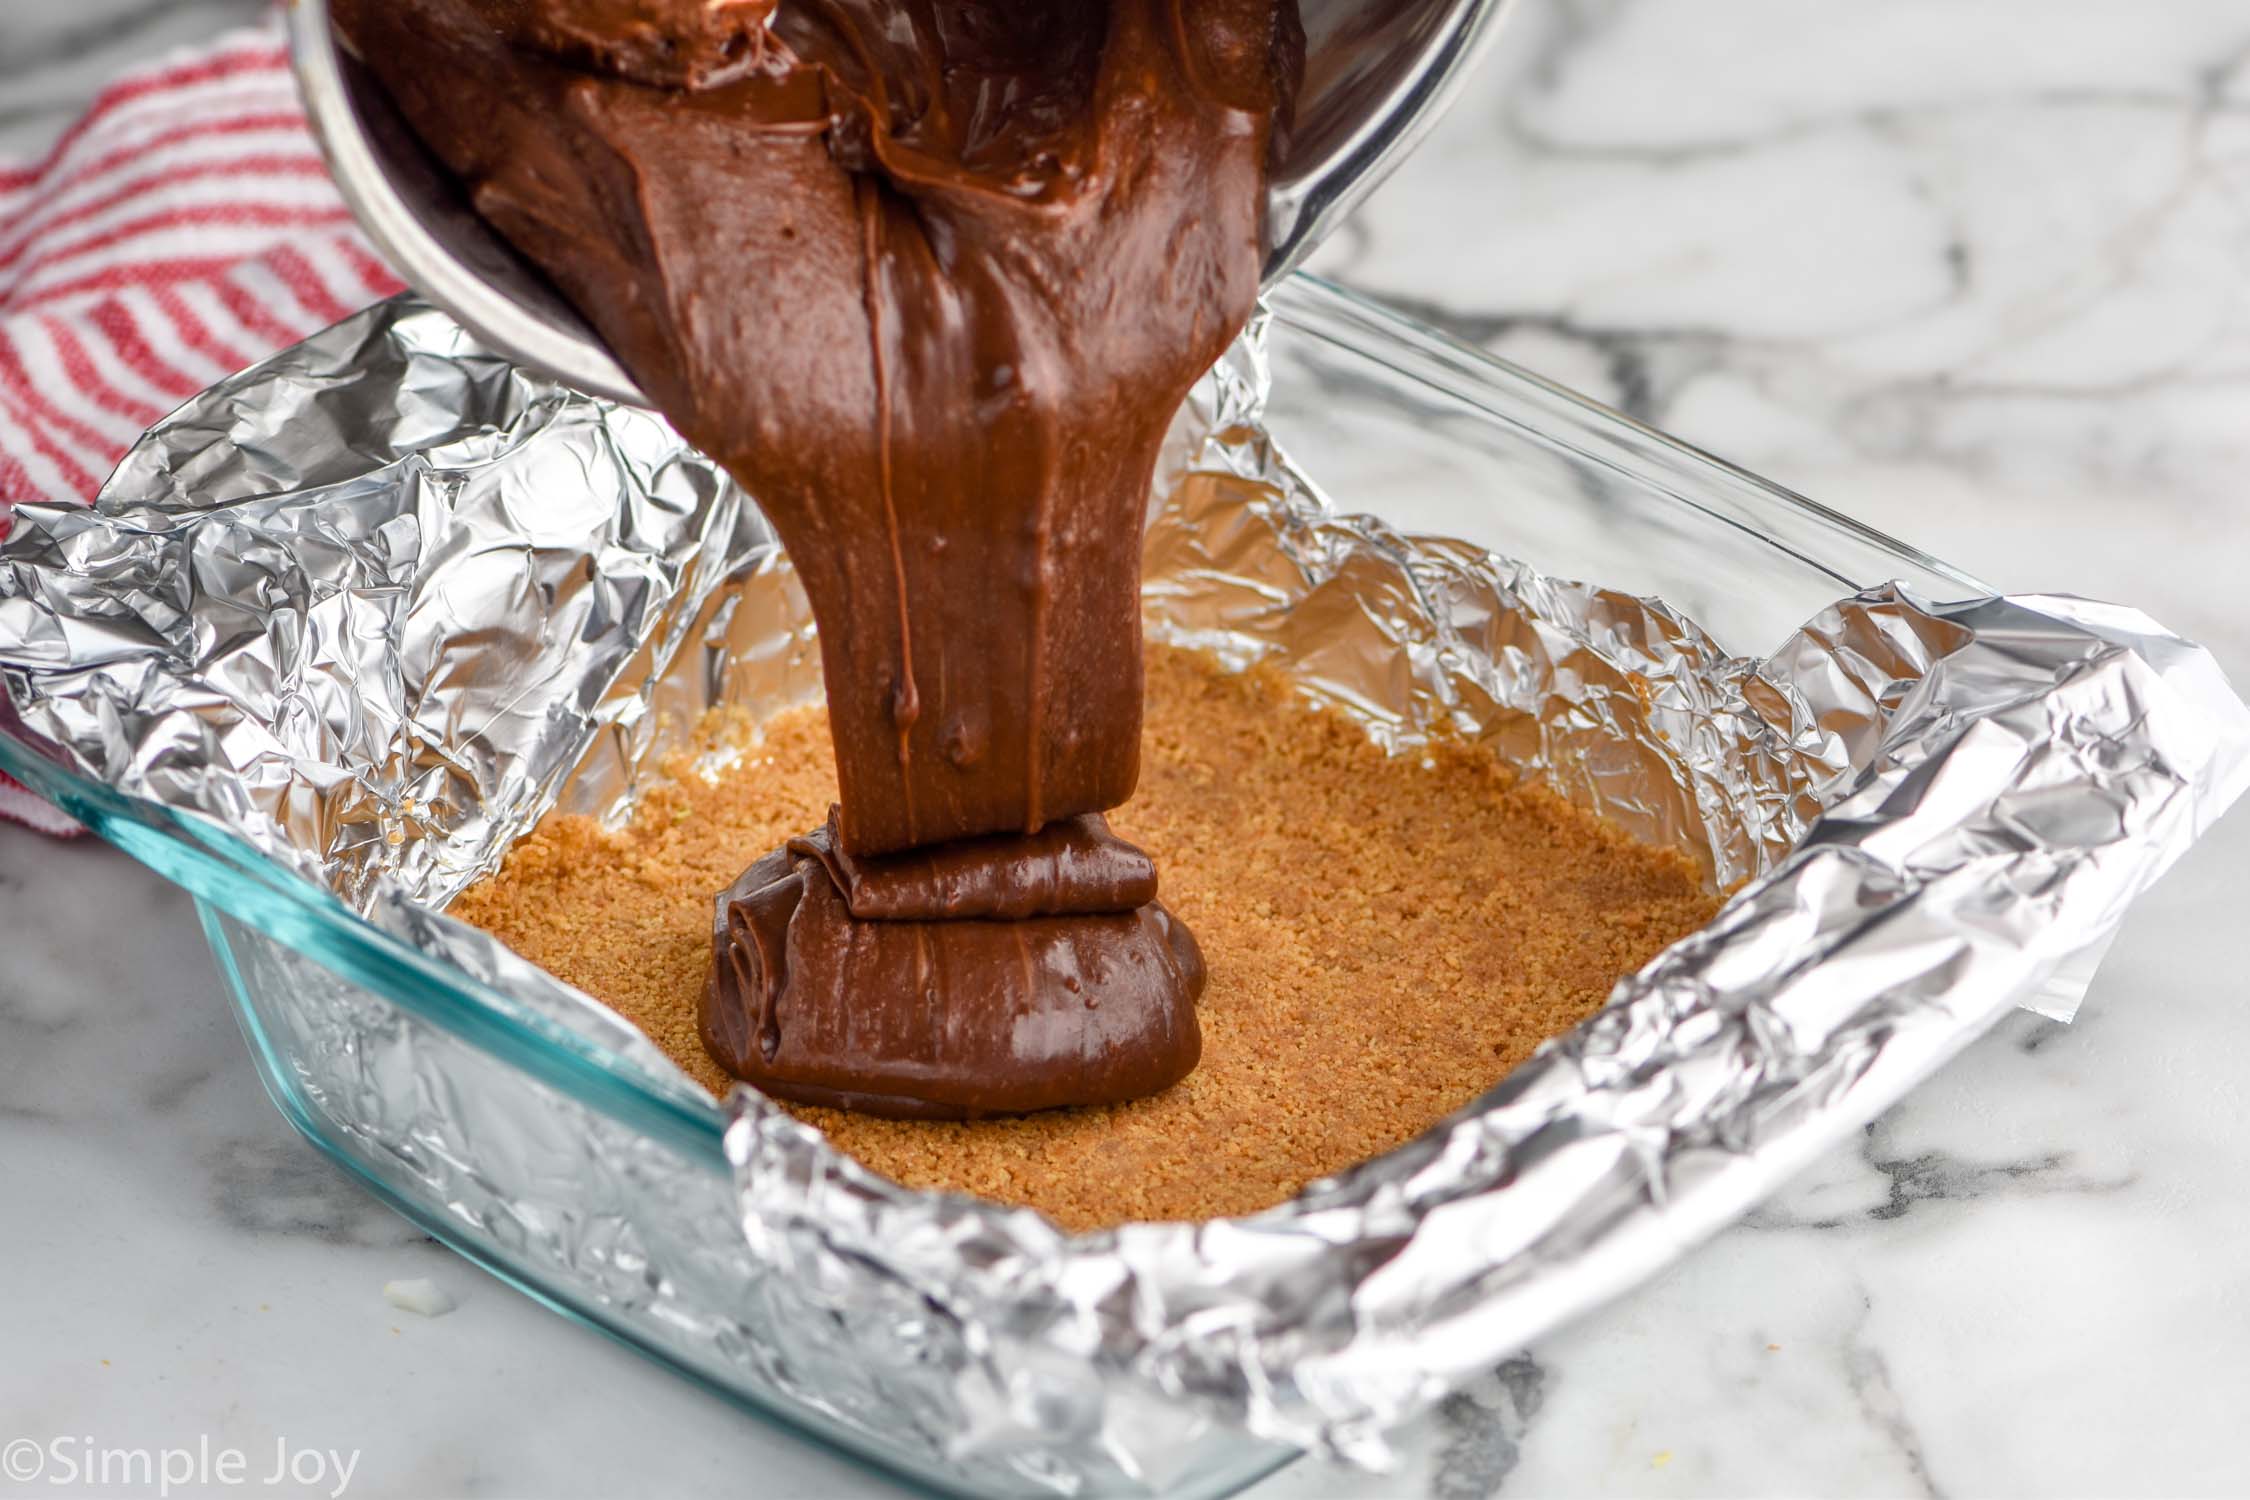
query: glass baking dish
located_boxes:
[0,275,1981,1498]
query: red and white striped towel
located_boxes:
[0,9,404,834]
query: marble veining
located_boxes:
[1429,1357,1548,1500]
[4,0,2248,1495]
[1741,1105,2142,1233]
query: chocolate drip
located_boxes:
[789,807,1158,921]
[338,0,1289,1114]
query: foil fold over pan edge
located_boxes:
[2,295,2244,1472]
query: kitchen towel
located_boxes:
[0,10,403,833]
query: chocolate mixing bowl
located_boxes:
[285,0,1516,406]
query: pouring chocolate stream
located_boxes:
[334,0,1297,1115]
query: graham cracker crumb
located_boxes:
[452,646,1718,1230]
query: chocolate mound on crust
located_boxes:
[788,807,1159,922]
[704,841,1203,1119]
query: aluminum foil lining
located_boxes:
[3,294,2246,1478]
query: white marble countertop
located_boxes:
[4,1,2248,1495]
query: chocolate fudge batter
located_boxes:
[334,0,1295,1115]
[708,811,1204,1116]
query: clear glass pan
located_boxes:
[0,276,1981,1499]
